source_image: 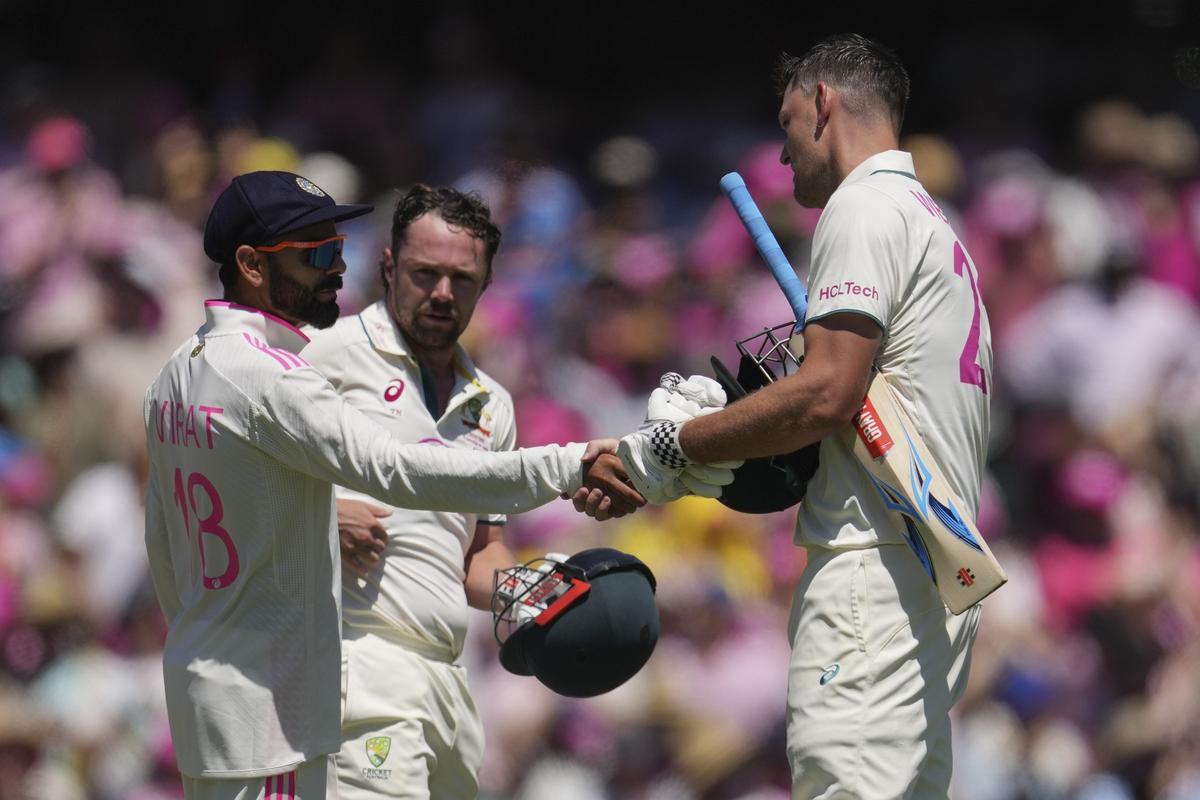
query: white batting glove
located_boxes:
[660,372,728,411]
[647,373,728,425]
[617,421,690,504]
[655,372,744,477]
[620,372,744,503]
[617,422,740,503]
[678,461,738,498]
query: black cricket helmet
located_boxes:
[491,548,659,698]
[710,320,820,514]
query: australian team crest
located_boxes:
[461,397,492,435]
[366,736,391,767]
[464,398,484,425]
[294,177,326,197]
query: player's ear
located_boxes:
[235,245,266,289]
[379,247,394,288]
[814,81,833,132]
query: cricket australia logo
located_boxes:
[366,736,391,767]
[460,397,492,436]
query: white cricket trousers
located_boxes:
[334,631,484,800]
[786,544,980,800]
[182,757,334,800]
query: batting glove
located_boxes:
[619,372,744,503]
[646,373,728,424]
[617,422,691,504]
[660,372,728,410]
[617,425,740,503]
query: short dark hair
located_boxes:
[775,34,910,134]
[385,184,502,288]
[218,261,238,292]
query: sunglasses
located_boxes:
[256,235,346,269]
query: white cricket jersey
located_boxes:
[796,150,992,550]
[304,300,515,659]
[143,301,587,778]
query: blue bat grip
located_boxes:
[719,172,809,325]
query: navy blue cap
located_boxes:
[203,171,373,265]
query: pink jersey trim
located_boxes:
[204,300,311,343]
[241,333,312,370]
[243,333,295,370]
[263,770,295,799]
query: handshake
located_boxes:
[616,373,744,504]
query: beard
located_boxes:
[267,258,342,329]
[398,301,466,352]
[791,159,837,209]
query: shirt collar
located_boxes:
[839,149,916,189]
[359,300,488,396]
[201,300,310,354]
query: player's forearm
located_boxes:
[464,539,514,610]
[679,366,862,463]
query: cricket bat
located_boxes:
[719,172,1006,613]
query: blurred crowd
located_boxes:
[1,65,1199,800]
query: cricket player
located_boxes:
[626,36,993,798]
[143,171,670,800]
[302,184,523,798]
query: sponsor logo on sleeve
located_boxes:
[816,281,879,301]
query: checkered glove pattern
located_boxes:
[647,420,688,469]
[618,372,742,504]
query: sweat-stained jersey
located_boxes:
[796,150,992,550]
[143,301,587,778]
[304,300,516,659]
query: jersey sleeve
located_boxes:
[484,394,519,526]
[301,324,349,388]
[250,366,585,514]
[805,185,909,333]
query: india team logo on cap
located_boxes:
[365,736,391,767]
[295,177,326,197]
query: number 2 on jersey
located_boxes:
[953,241,988,394]
[172,468,240,590]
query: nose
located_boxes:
[329,256,348,276]
[431,275,453,301]
[780,144,791,165]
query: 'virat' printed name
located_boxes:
[154,400,224,450]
